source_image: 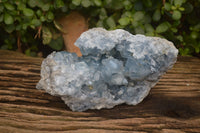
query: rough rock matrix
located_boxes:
[36,28,178,112]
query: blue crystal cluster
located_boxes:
[36,28,178,111]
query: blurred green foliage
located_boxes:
[0,0,200,56]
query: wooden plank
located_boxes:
[0,50,200,133]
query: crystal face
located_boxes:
[36,28,178,112]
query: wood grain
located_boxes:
[0,50,200,133]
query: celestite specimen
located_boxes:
[36,28,178,112]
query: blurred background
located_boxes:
[0,0,199,57]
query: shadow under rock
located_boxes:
[31,88,200,119]
[86,92,200,120]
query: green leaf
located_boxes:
[156,22,170,33]
[134,1,143,11]
[48,36,64,50]
[106,0,124,10]
[10,10,18,16]
[96,20,104,27]
[0,14,3,22]
[4,3,15,11]
[190,31,198,39]
[35,0,44,8]
[143,0,152,7]
[22,23,28,30]
[31,19,41,27]
[191,23,200,31]
[123,1,132,10]
[174,0,185,6]
[123,0,130,6]
[179,7,185,11]
[145,24,154,33]
[132,21,138,27]
[182,3,193,14]
[61,5,68,12]
[69,3,76,9]
[4,13,14,25]
[54,0,65,8]
[81,0,91,7]
[164,2,171,11]
[21,35,28,43]
[14,0,21,5]
[25,49,31,56]
[42,3,50,11]
[46,11,54,21]
[94,0,102,6]
[99,8,107,19]
[145,32,154,36]
[72,0,81,6]
[25,46,38,56]
[121,11,132,18]
[172,10,181,20]
[27,0,37,8]
[118,17,130,26]
[17,2,26,10]
[133,11,144,21]
[23,8,34,17]
[139,14,151,24]
[90,8,100,16]
[5,24,15,33]
[179,48,190,56]
[135,27,145,34]
[194,47,200,53]
[171,6,177,10]
[171,27,178,33]
[36,9,42,17]
[125,5,132,11]
[30,24,35,29]
[42,26,52,45]
[104,0,112,5]
[0,0,8,2]
[153,9,161,22]
[16,24,22,30]
[173,20,181,26]
[40,16,46,22]
[0,5,4,12]
[15,16,21,22]
[176,35,183,42]
[106,16,116,29]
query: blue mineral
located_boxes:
[36,28,178,111]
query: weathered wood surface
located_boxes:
[0,50,200,133]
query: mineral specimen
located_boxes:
[36,28,178,112]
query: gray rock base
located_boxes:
[36,28,178,111]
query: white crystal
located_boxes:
[36,28,178,111]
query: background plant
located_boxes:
[0,0,200,56]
